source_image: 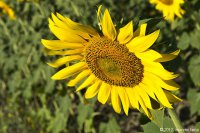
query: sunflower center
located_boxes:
[97,58,122,81]
[85,37,144,87]
[159,0,173,5]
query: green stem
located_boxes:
[168,108,185,133]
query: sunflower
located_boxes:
[42,6,181,119]
[149,0,185,21]
[0,0,15,19]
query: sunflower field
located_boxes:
[0,0,200,133]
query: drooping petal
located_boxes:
[142,60,178,80]
[136,49,180,63]
[126,30,160,52]
[164,90,182,103]
[144,71,180,91]
[111,86,121,113]
[117,87,129,115]
[85,80,101,99]
[102,9,117,41]
[41,39,84,50]
[47,55,83,68]
[97,82,111,104]
[51,62,87,80]
[67,69,91,86]
[117,21,133,44]
[76,74,96,91]
[155,49,180,62]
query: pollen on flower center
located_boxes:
[84,37,144,87]
[159,0,173,5]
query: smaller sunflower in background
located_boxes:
[42,5,182,119]
[149,0,185,21]
[0,0,15,19]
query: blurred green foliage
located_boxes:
[0,0,200,133]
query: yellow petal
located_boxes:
[51,13,91,39]
[163,80,180,90]
[125,87,139,110]
[41,39,84,50]
[51,13,70,30]
[111,86,121,113]
[85,80,101,99]
[117,21,133,44]
[139,83,157,101]
[47,55,83,68]
[136,49,180,63]
[97,82,111,104]
[49,24,86,42]
[138,97,153,120]
[135,49,162,61]
[142,60,178,80]
[48,18,54,25]
[45,49,83,56]
[102,9,117,41]
[51,62,87,80]
[132,23,147,37]
[142,73,173,108]
[127,30,160,52]
[0,1,15,19]
[67,69,91,86]
[155,49,180,62]
[97,5,103,25]
[164,90,182,103]
[139,23,147,36]
[117,87,129,115]
[144,71,179,91]
[76,74,96,91]
[137,85,153,109]
[56,13,99,37]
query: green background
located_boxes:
[0,0,200,132]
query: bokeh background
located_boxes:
[0,0,200,133]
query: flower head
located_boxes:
[149,0,185,21]
[0,0,15,19]
[42,6,181,119]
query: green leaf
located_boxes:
[77,103,94,132]
[187,89,200,115]
[47,112,67,133]
[85,119,95,133]
[177,32,190,50]
[142,116,175,133]
[190,30,200,50]
[142,122,161,133]
[196,122,200,131]
[99,117,120,133]
[151,109,164,127]
[188,55,200,86]
[58,95,71,116]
